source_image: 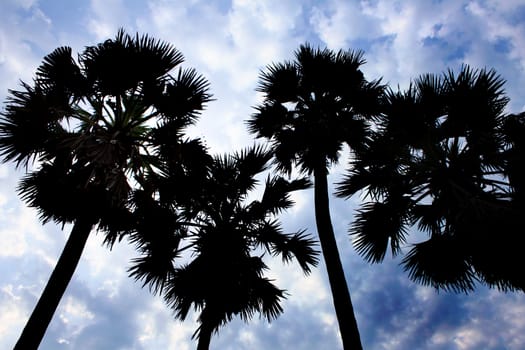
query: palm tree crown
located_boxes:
[337,65,524,292]
[128,146,319,349]
[247,44,383,174]
[0,29,211,227]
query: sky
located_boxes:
[1,0,525,349]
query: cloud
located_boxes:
[132,0,316,154]
[87,0,131,40]
[310,0,381,48]
[307,0,525,114]
[1,1,525,349]
[0,284,28,346]
[0,3,53,99]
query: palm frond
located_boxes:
[257,61,299,103]
[17,162,107,224]
[0,83,70,167]
[412,204,443,235]
[402,235,476,293]
[158,68,213,124]
[251,219,283,250]
[81,32,135,95]
[251,277,286,322]
[234,144,272,185]
[164,263,205,321]
[442,65,509,140]
[335,166,370,199]
[128,249,177,295]
[350,199,410,263]
[247,102,290,139]
[278,230,319,274]
[98,205,135,247]
[257,176,310,215]
[127,191,185,281]
[271,130,303,175]
[130,30,185,80]
[80,29,184,96]
[35,46,86,98]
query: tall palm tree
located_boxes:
[247,44,384,349]
[0,30,212,349]
[128,146,319,349]
[336,65,525,292]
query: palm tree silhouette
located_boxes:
[336,66,525,292]
[247,44,384,349]
[128,146,319,349]
[0,30,212,349]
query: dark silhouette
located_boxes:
[0,30,212,349]
[336,66,525,292]
[247,44,384,349]
[128,146,319,349]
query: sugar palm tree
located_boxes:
[336,66,525,292]
[247,44,384,349]
[0,30,212,349]
[128,146,319,349]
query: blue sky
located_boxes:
[1,0,525,349]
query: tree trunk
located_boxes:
[314,168,362,350]
[196,307,214,350]
[14,219,94,350]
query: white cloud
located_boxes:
[2,1,525,349]
[310,0,381,48]
[87,0,130,39]
[0,285,27,347]
[0,1,58,107]
[58,296,95,337]
[0,203,52,258]
[5,0,38,10]
[138,0,311,154]
[308,0,525,110]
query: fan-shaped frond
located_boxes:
[402,235,476,293]
[247,102,290,139]
[0,83,70,167]
[351,200,410,263]
[257,175,310,215]
[257,61,299,103]
[275,230,319,274]
[158,68,213,124]
[17,162,109,224]
[130,30,185,80]
[234,144,272,185]
[35,46,85,98]
[81,29,184,96]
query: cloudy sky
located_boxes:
[1,0,525,349]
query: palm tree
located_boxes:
[336,65,525,292]
[128,146,319,349]
[0,30,212,349]
[247,44,384,349]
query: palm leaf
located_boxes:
[351,199,410,263]
[276,230,319,274]
[402,234,476,293]
[247,102,290,139]
[258,175,310,215]
[81,29,184,96]
[157,68,213,124]
[0,83,70,166]
[257,61,299,103]
[35,46,86,98]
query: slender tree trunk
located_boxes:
[14,219,94,350]
[313,168,362,350]
[196,307,214,350]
